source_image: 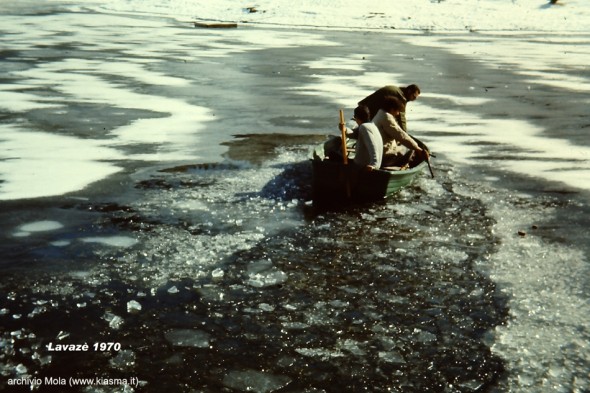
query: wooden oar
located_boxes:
[339,109,351,197]
[339,110,348,165]
[420,141,435,179]
[410,134,434,178]
[426,155,435,178]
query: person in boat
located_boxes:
[358,84,421,131]
[373,96,428,168]
[351,105,383,171]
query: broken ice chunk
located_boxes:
[15,364,28,374]
[109,350,136,370]
[103,312,124,330]
[28,306,47,318]
[127,300,142,313]
[338,339,366,356]
[458,379,485,391]
[247,259,273,275]
[258,303,275,312]
[165,329,210,348]
[56,331,70,340]
[378,351,407,365]
[222,369,291,393]
[247,272,287,288]
[246,269,287,288]
[413,328,437,343]
[211,268,225,279]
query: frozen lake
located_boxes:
[0,2,589,392]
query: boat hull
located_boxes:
[312,159,427,205]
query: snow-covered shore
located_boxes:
[67,0,588,32]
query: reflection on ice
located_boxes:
[413,104,590,191]
[0,89,61,112]
[0,125,123,200]
[408,34,590,75]
[13,59,212,160]
[1,11,228,200]
[18,220,63,232]
[81,236,139,248]
[421,92,492,106]
[293,70,405,109]
[519,70,590,93]
[406,33,590,192]
[50,240,71,247]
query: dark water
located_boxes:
[1,3,589,392]
[1,150,509,392]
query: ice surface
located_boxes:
[68,0,590,32]
[1,3,588,390]
[0,5,590,205]
[0,89,61,112]
[411,100,590,191]
[456,181,590,392]
[0,125,123,200]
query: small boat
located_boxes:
[310,137,431,206]
[194,21,238,29]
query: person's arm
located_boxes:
[383,113,421,151]
[345,119,359,139]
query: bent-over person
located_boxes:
[358,84,420,131]
[372,97,427,168]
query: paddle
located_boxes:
[421,141,435,179]
[410,134,434,179]
[426,154,435,178]
[339,110,348,165]
[339,109,351,197]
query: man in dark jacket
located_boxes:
[358,84,421,131]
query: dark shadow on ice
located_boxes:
[260,160,313,201]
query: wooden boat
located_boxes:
[311,137,430,206]
[194,21,238,29]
